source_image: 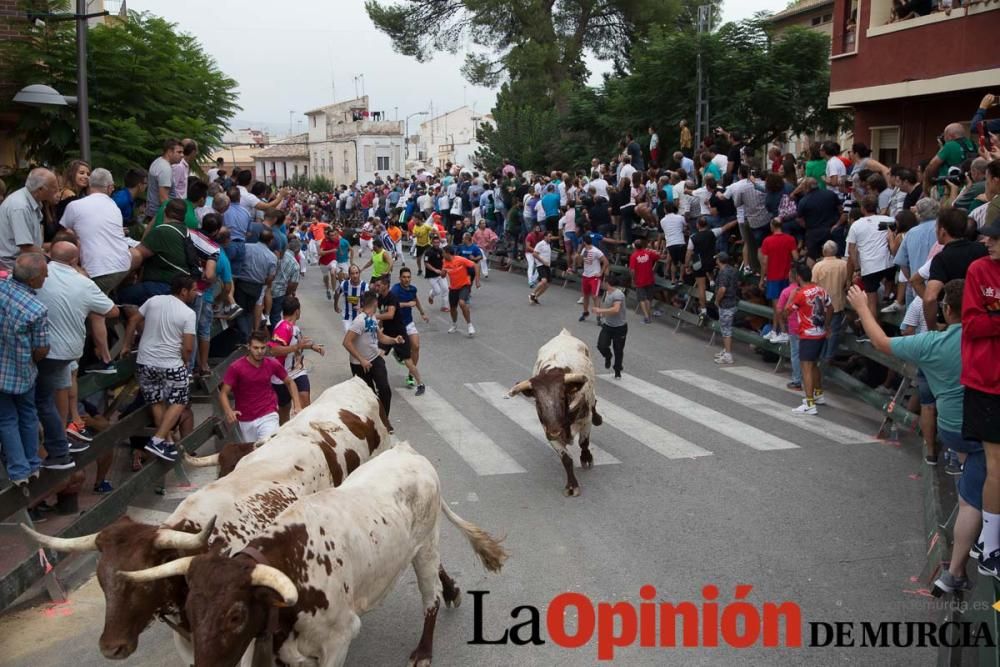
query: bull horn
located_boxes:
[183,451,220,467]
[569,392,587,413]
[153,516,217,551]
[20,524,99,552]
[119,556,194,583]
[249,564,298,607]
[563,373,588,385]
[507,380,532,397]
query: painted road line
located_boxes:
[597,398,712,459]
[466,382,619,467]
[720,365,851,410]
[401,386,526,475]
[662,370,877,445]
[600,373,800,451]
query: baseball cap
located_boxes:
[981,218,1000,238]
[716,251,731,262]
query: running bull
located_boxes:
[22,376,390,663]
[508,328,603,496]
[121,442,508,667]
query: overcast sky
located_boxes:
[129,0,788,135]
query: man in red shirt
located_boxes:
[760,218,799,342]
[628,238,660,323]
[964,219,1000,577]
[220,330,302,442]
[317,227,340,300]
[785,262,831,415]
[441,246,480,337]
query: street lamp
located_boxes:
[405,111,429,165]
[13,84,77,107]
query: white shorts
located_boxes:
[337,262,350,276]
[341,318,353,333]
[405,322,418,336]
[237,412,280,443]
[320,262,335,274]
[360,238,373,252]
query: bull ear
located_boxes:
[507,379,534,398]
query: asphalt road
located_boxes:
[0,257,935,666]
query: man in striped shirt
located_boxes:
[334,264,367,332]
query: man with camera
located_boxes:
[921,208,987,331]
[846,194,895,320]
[923,123,978,197]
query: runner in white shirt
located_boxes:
[659,203,687,284]
[529,236,553,305]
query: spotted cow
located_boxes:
[121,442,508,667]
[22,376,390,664]
[508,328,603,496]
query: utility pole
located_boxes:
[288,110,294,136]
[75,0,90,163]
[694,4,712,152]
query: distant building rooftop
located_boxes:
[253,133,309,159]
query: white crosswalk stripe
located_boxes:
[400,387,527,475]
[662,370,877,444]
[599,373,800,451]
[720,365,852,410]
[466,382,619,467]
[595,399,712,460]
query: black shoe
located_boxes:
[924,454,938,466]
[978,549,1000,581]
[40,455,76,471]
[614,370,622,379]
[603,354,611,369]
[415,384,426,396]
[85,360,118,375]
[68,440,90,454]
[578,312,589,322]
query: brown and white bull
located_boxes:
[508,328,603,496]
[184,441,258,478]
[21,376,389,663]
[121,442,508,667]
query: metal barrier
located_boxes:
[0,345,243,611]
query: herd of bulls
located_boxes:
[21,330,602,666]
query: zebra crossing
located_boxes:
[395,366,879,477]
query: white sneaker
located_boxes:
[714,353,734,365]
[713,350,726,359]
[793,400,818,416]
[881,302,904,314]
[448,324,457,334]
[813,393,827,405]
[772,333,790,344]
[576,296,584,305]
[467,324,476,337]
[763,330,777,342]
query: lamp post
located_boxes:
[405,110,429,165]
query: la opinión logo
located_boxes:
[468,585,997,660]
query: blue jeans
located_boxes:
[117,280,170,307]
[224,240,247,277]
[822,311,845,361]
[34,358,71,461]
[789,333,802,385]
[0,389,40,481]
[270,293,286,330]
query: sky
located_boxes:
[129,0,788,137]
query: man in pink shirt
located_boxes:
[220,330,302,442]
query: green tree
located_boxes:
[0,2,239,178]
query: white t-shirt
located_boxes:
[137,294,196,369]
[846,216,894,276]
[580,245,605,277]
[35,262,114,360]
[207,168,220,183]
[59,193,131,278]
[825,157,847,194]
[724,178,753,224]
[237,185,261,218]
[559,210,577,236]
[417,193,433,212]
[533,239,552,266]
[589,178,609,201]
[692,186,712,212]
[619,164,637,183]
[347,312,380,364]
[712,153,728,175]
[660,213,686,247]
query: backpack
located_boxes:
[160,223,203,281]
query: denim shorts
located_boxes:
[916,370,935,406]
[959,450,986,511]
[196,295,214,340]
[938,427,983,455]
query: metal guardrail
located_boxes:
[0,345,243,611]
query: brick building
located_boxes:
[828,0,1000,167]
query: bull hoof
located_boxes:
[445,588,462,609]
[564,486,581,497]
[592,412,603,426]
[408,655,432,667]
[580,453,594,469]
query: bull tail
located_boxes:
[439,499,508,573]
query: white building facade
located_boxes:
[253,133,309,187]
[414,106,494,171]
[305,96,404,185]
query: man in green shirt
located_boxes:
[119,198,195,306]
[362,237,393,281]
[923,122,978,196]
[150,180,205,230]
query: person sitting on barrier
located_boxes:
[848,279,979,592]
